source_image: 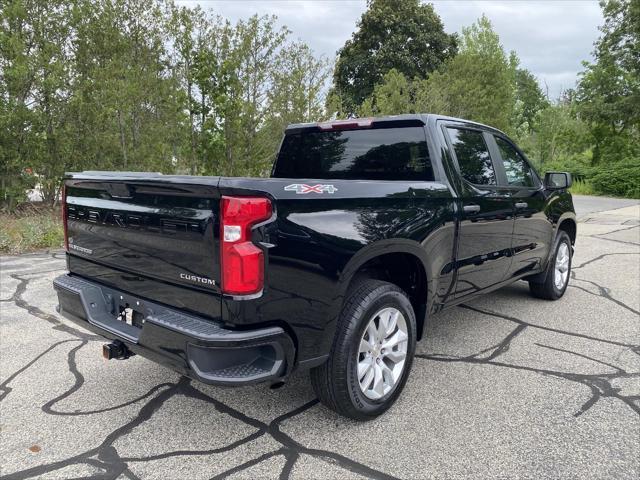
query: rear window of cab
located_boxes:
[273,127,434,181]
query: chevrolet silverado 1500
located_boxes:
[54,114,576,420]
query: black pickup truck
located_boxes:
[53,114,576,420]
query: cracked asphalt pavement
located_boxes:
[1,199,639,479]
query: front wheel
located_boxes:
[529,230,572,300]
[310,280,417,420]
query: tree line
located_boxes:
[328,0,639,198]
[1,0,330,208]
[1,0,638,210]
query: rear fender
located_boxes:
[322,239,432,341]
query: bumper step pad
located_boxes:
[53,274,294,385]
[54,274,141,342]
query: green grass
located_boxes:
[569,178,597,196]
[0,208,64,255]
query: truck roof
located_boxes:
[285,113,506,136]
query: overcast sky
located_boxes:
[184,0,604,100]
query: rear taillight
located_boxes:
[62,184,68,251]
[220,196,272,296]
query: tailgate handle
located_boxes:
[105,183,134,199]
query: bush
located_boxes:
[0,207,64,254]
[540,151,640,198]
[570,178,597,196]
[590,158,640,198]
[540,150,593,182]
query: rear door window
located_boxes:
[273,127,434,181]
[446,128,497,186]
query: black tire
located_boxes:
[310,279,417,420]
[528,230,572,300]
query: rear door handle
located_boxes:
[463,204,481,214]
[515,202,528,209]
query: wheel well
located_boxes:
[558,218,577,245]
[349,252,428,340]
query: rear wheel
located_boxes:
[310,279,416,420]
[529,231,572,300]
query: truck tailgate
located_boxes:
[65,175,222,295]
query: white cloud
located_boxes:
[432,0,603,98]
[187,0,603,100]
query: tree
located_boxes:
[576,0,639,163]
[330,0,457,115]
[218,15,330,176]
[0,0,335,209]
[531,101,592,167]
[266,42,330,136]
[1,0,75,207]
[514,68,548,132]
[219,15,290,176]
[167,10,330,177]
[414,15,517,133]
[1,0,41,208]
[358,68,413,116]
[69,0,185,173]
[167,5,230,175]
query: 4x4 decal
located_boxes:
[284,183,338,194]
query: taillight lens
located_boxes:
[62,184,69,251]
[220,196,272,295]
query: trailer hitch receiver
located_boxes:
[102,340,133,360]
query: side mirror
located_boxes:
[544,171,572,189]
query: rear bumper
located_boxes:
[53,274,295,386]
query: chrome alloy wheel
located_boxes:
[554,242,570,290]
[357,307,408,400]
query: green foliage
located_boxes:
[590,158,640,198]
[217,15,330,176]
[514,68,549,132]
[330,0,457,115]
[541,151,594,181]
[576,0,639,165]
[414,15,518,133]
[350,4,639,199]
[355,16,523,134]
[1,0,330,209]
[1,0,188,208]
[1,0,75,207]
[2,0,639,205]
[527,102,593,167]
[577,0,639,134]
[357,69,414,116]
[69,0,185,174]
[0,208,64,254]
[569,178,597,196]
[569,0,640,197]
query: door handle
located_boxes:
[463,204,481,214]
[515,202,528,209]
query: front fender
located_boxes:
[542,191,576,270]
[554,211,577,238]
